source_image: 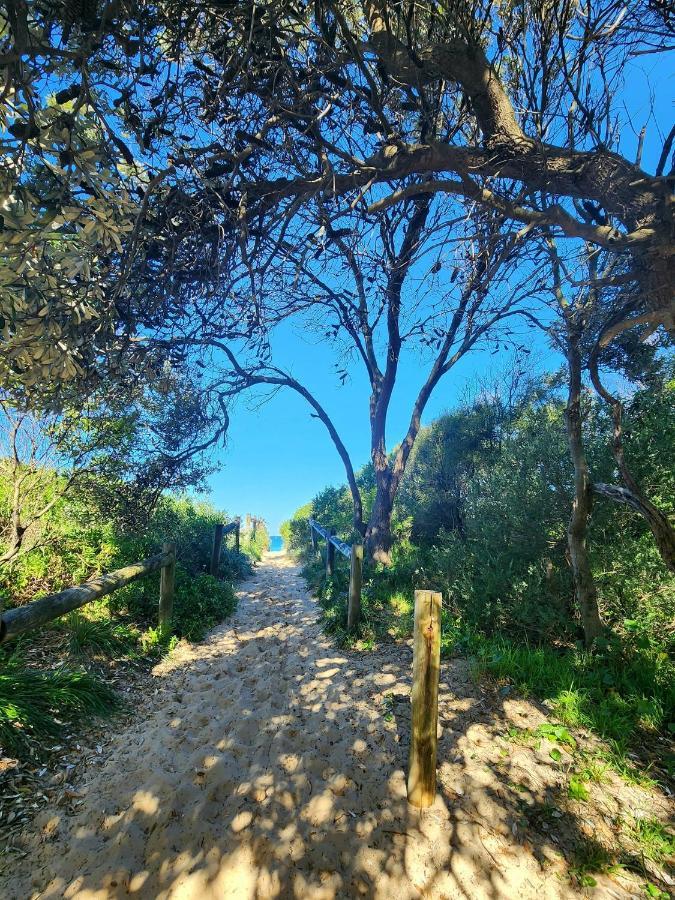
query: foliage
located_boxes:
[241,519,271,561]
[63,612,138,658]
[286,366,675,753]
[116,568,236,642]
[627,818,675,866]
[474,637,674,748]
[4,0,671,409]
[280,502,312,553]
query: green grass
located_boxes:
[569,839,620,888]
[576,755,611,785]
[627,818,675,866]
[0,667,118,753]
[473,637,674,749]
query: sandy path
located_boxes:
[3,554,619,899]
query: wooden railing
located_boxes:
[210,519,241,575]
[0,542,177,644]
[0,517,242,645]
[308,518,363,632]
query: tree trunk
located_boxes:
[365,479,395,565]
[565,333,603,646]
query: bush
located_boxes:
[172,571,237,640]
[241,520,271,560]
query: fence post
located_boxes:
[326,529,335,577]
[235,518,241,554]
[310,524,317,553]
[407,589,442,809]
[159,541,176,631]
[210,523,224,576]
[347,544,363,631]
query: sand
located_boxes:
[2,552,646,899]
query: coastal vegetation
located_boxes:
[0,489,264,756]
[282,363,675,772]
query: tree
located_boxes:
[159,188,538,562]
[543,238,673,643]
[137,0,672,337]
[0,373,228,566]
[127,0,674,564]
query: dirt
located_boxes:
[1,552,672,899]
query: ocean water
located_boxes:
[269,535,284,552]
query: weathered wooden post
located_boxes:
[347,544,363,631]
[210,523,224,576]
[310,524,317,553]
[326,529,335,577]
[234,518,241,554]
[159,541,176,631]
[407,589,442,809]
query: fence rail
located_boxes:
[308,518,363,631]
[210,519,241,575]
[0,519,241,644]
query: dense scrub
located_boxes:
[0,491,261,756]
[282,369,675,765]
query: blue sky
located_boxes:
[204,51,673,535]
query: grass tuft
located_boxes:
[64,612,138,657]
[628,818,675,866]
[0,667,118,753]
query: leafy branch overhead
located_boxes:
[1,0,673,405]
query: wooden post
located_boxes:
[326,530,335,577]
[210,523,224,576]
[347,544,363,631]
[234,518,240,554]
[159,541,176,631]
[407,589,442,809]
[310,525,317,553]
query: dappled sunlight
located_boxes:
[3,552,663,899]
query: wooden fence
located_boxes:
[308,518,363,632]
[210,518,241,575]
[308,518,442,809]
[0,520,240,645]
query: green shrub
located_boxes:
[172,571,237,640]
[217,547,253,581]
[241,520,271,560]
[109,566,237,641]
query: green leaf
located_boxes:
[550,748,562,762]
[568,777,590,802]
[537,723,577,748]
